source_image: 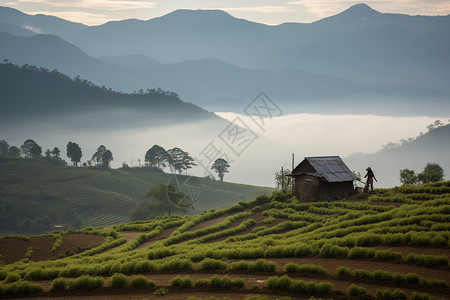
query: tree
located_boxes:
[91,145,113,168]
[275,168,292,193]
[143,183,192,217]
[418,163,444,183]
[0,140,9,157]
[211,158,230,181]
[399,169,417,185]
[8,146,20,157]
[145,145,168,169]
[51,147,61,158]
[20,139,42,159]
[44,149,51,158]
[167,147,196,174]
[102,150,113,168]
[91,145,107,165]
[66,142,82,166]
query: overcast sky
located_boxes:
[2,0,450,25]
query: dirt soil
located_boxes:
[0,234,104,264]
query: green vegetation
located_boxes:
[0,181,448,299]
[0,158,272,235]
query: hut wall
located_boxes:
[294,175,354,201]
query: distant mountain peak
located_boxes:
[342,3,380,16]
[157,9,236,22]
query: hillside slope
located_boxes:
[0,158,273,235]
[346,124,450,187]
[0,185,448,299]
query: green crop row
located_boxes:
[0,280,43,296]
[230,259,277,272]
[156,212,253,247]
[121,227,163,252]
[337,267,447,288]
[283,263,329,275]
[266,275,333,295]
[50,233,63,252]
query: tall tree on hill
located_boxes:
[51,147,61,158]
[20,139,42,159]
[418,163,444,183]
[91,145,113,168]
[211,158,231,181]
[66,142,82,166]
[0,140,10,157]
[8,146,20,157]
[145,145,168,169]
[167,147,196,174]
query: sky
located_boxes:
[1,0,450,26]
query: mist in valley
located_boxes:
[2,108,447,188]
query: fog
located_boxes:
[2,111,447,188]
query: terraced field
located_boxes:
[0,181,449,299]
[0,158,273,234]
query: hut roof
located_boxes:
[292,156,357,183]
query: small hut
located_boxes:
[290,156,356,201]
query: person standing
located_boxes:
[364,167,377,192]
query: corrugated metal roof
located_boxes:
[303,156,357,183]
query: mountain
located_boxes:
[99,54,162,70]
[1,31,448,115]
[1,4,449,113]
[0,62,218,129]
[345,124,450,187]
[0,5,86,36]
[0,22,35,37]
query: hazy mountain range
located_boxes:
[1,4,449,114]
[346,123,450,187]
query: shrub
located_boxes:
[405,273,420,284]
[353,269,373,280]
[0,280,43,295]
[130,275,153,288]
[50,278,67,292]
[411,292,434,300]
[336,267,352,278]
[376,288,407,300]
[194,279,210,288]
[160,258,193,271]
[283,263,328,275]
[249,259,276,272]
[289,280,306,293]
[5,272,21,283]
[316,282,333,294]
[319,244,348,258]
[170,276,193,288]
[198,258,228,271]
[374,250,402,261]
[348,247,375,259]
[348,284,367,296]
[0,271,6,281]
[231,261,249,271]
[373,270,394,282]
[68,275,104,290]
[406,253,448,267]
[110,273,130,288]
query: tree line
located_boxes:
[1,139,231,180]
[400,163,444,185]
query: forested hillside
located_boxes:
[0,158,273,235]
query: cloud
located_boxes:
[31,10,113,25]
[288,0,450,19]
[223,6,294,14]
[15,0,157,11]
